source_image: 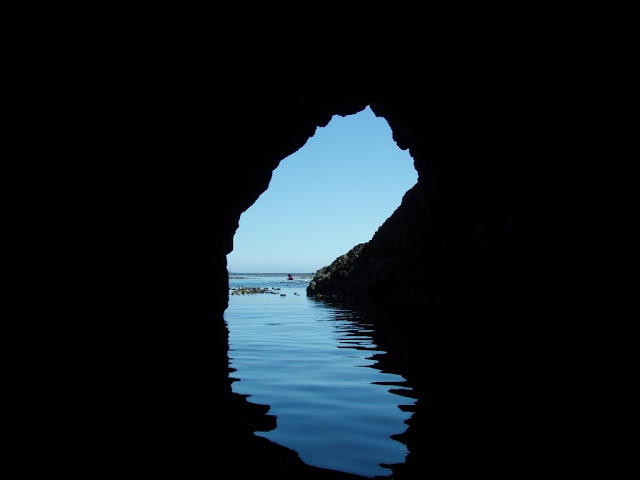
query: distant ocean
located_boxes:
[228,272,315,278]
[225,274,416,478]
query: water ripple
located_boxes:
[225,276,417,478]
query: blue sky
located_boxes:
[226,106,418,273]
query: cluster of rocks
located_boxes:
[230,287,281,295]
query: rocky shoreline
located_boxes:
[231,286,282,295]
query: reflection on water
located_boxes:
[225,276,417,478]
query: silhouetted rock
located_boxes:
[307,243,365,298]
[308,183,433,305]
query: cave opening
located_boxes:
[224,106,419,477]
[226,106,417,274]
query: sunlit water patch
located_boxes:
[225,274,417,478]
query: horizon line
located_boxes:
[228,271,316,274]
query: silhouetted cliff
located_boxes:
[307,183,433,305]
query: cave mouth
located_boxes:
[224,107,418,477]
[226,105,417,275]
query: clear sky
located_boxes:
[226,106,418,273]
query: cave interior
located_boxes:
[58,7,589,478]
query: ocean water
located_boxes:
[225,274,417,478]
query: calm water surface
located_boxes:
[225,274,417,478]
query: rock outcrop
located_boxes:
[307,183,431,304]
[306,243,365,298]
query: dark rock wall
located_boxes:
[307,243,367,297]
[306,183,429,303]
[58,5,586,478]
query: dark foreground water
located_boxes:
[225,274,417,478]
